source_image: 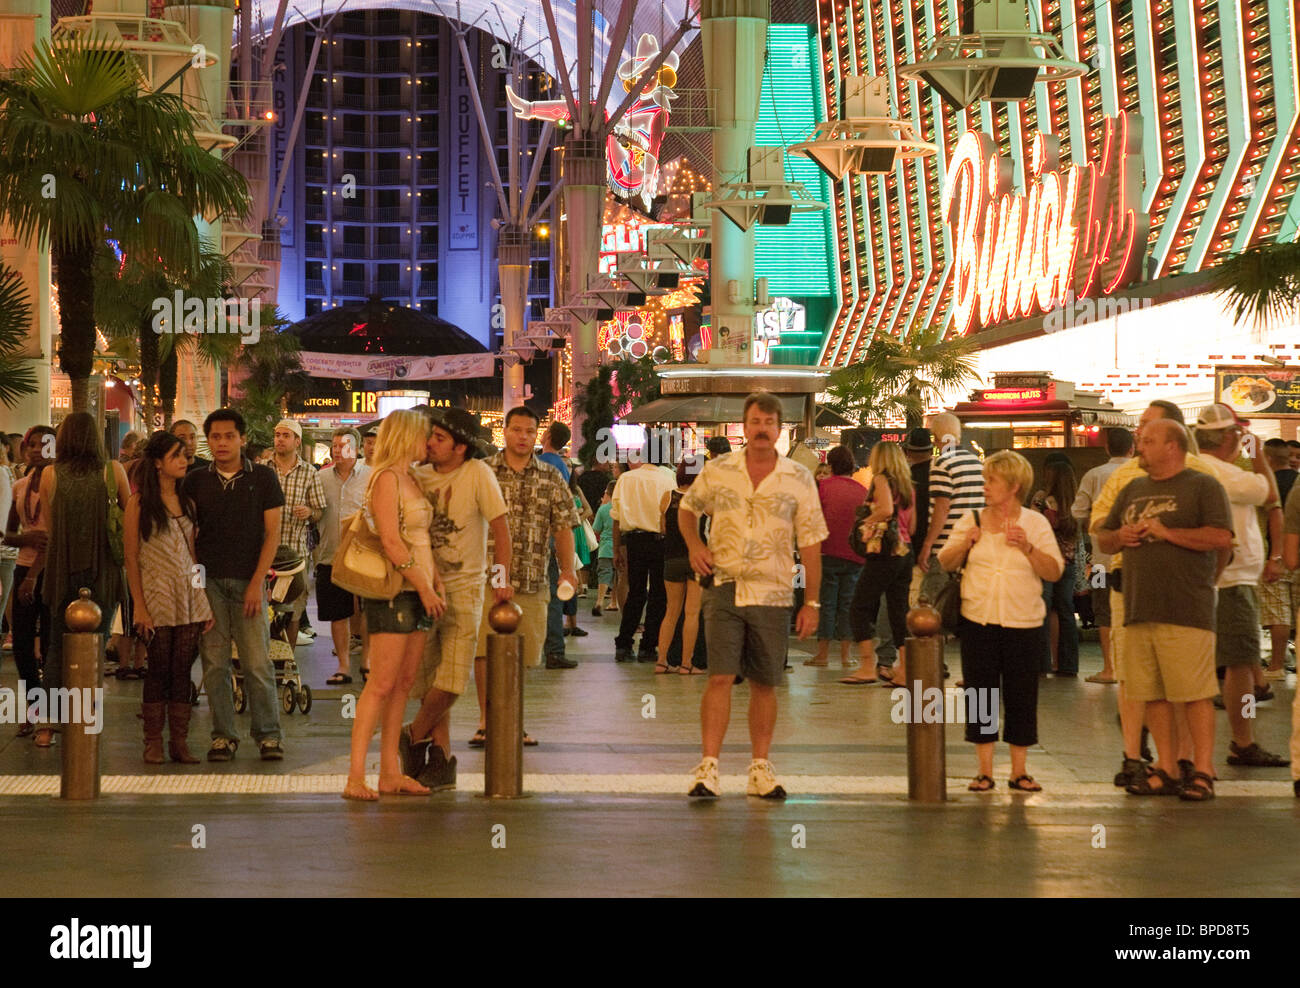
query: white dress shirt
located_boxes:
[951,508,1064,628]
[611,464,677,534]
[317,461,371,565]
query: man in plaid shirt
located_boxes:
[270,419,326,648]
[467,406,578,747]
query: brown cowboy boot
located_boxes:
[142,702,166,764]
[167,702,200,764]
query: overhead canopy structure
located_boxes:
[244,0,699,118]
[287,295,486,357]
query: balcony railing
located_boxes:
[304,166,326,183]
[417,205,438,221]
[374,245,407,259]
[335,245,370,259]
[374,93,404,109]
[374,281,403,297]
[417,281,438,297]
[373,206,406,222]
[339,279,366,294]
[335,204,368,221]
[305,279,325,294]
[417,244,437,259]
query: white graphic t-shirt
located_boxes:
[412,459,508,593]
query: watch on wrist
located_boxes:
[806,601,821,609]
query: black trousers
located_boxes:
[615,532,666,653]
[10,565,48,689]
[958,617,1045,746]
[849,552,912,646]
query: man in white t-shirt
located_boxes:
[1194,403,1288,770]
[402,409,511,790]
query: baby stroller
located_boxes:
[233,545,313,715]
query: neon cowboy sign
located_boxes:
[942,111,1148,335]
[506,33,677,213]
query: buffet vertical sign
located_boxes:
[447,43,479,251]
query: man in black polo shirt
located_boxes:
[182,409,286,762]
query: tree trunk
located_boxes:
[137,315,160,430]
[904,382,923,431]
[159,346,178,427]
[53,239,98,415]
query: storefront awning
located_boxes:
[623,394,808,424]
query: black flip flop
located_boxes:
[839,676,879,685]
[326,673,353,685]
[1008,774,1042,792]
[968,775,995,792]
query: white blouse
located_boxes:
[950,508,1064,629]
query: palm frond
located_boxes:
[1212,241,1300,326]
[0,264,38,407]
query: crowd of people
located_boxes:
[1,389,1298,802]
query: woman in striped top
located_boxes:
[124,431,214,765]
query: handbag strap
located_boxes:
[955,510,980,576]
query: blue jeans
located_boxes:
[544,554,565,659]
[817,556,861,641]
[1042,561,1079,674]
[201,577,280,743]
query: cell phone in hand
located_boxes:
[697,572,713,589]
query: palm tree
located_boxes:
[0,37,251,413]
[229,311,309,447]
[95,241,234,428]
[575,356,663,467]
[1212,241,1300,326]
[0,263,38,408]
[825,322,980,428]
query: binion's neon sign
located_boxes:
[943,111,1148,335]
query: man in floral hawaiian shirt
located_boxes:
[678,392,828,799]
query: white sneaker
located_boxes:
[746,759,787,799]
[688,757,721,798]
[296,631,313,647]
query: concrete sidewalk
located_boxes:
[1,604,1297,896]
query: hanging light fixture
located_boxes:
[790,75,937,179]
[897,0,1085,110]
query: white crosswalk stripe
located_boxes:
[0,774,1292,797]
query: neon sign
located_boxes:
[943,111,1147,335]
[506,34,677,213]
[978,387,1051,403]
[752,297,805,365]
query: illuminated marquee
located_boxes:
[944,111,1148,335]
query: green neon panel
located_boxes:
[755,24,833,299]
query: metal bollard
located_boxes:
[61,589,103,801]
[484,600,526,798]
[904,599,946,803]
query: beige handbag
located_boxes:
[331,509,406,601]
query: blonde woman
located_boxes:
[343,410,447,801]
[841,442,915,685]
[939,450,1063,793]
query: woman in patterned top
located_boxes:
[124,431,214,764]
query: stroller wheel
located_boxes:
[189,682,200,707]
[233,683,247,714]
[297,684,313,714]
[281,683,296,714]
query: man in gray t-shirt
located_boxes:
[1097,419,1233,801]
[1103,469,1232,632]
